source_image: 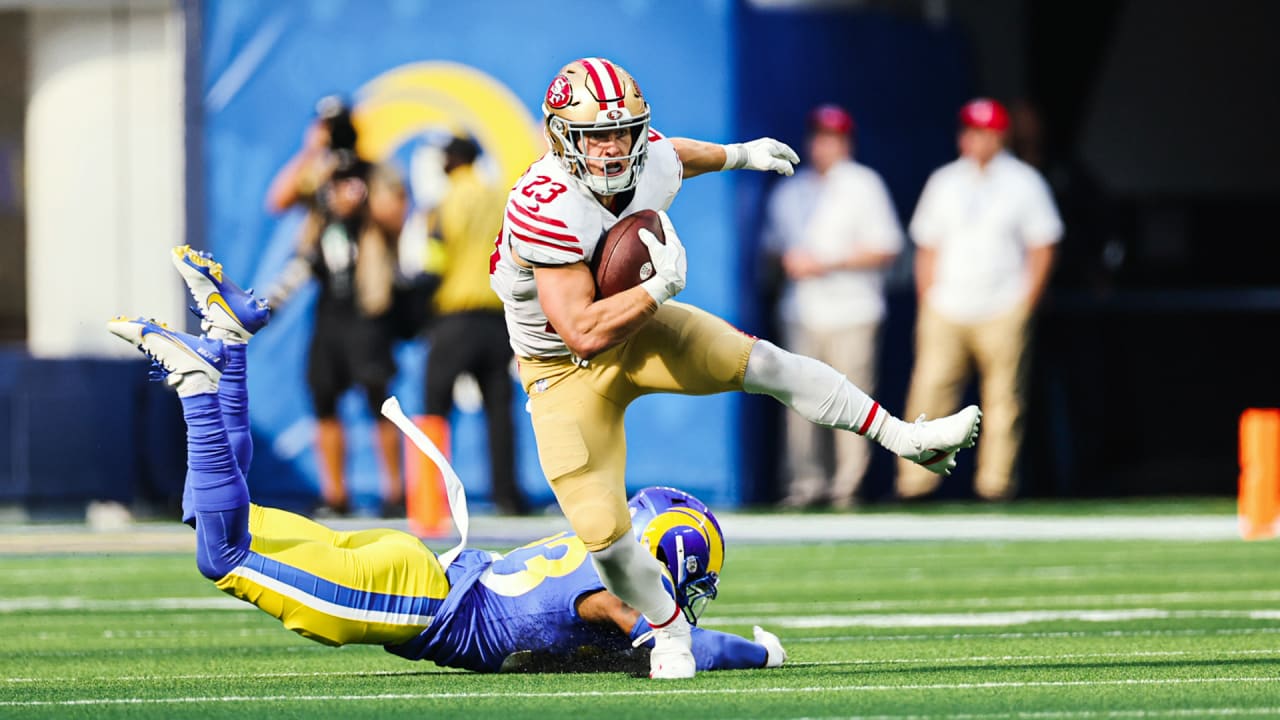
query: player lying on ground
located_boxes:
[103,246,785,674]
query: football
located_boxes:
[591,209,665,298]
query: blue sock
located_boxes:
[181,391,253,579]
[194,503,251,580]
[183,343,251,526]
[181,391,250,513]
[219,343,253,474]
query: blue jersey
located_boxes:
[385,532,627,672]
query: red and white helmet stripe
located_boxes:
[580,57,625,109]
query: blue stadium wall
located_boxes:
[196,0,745,513]
[0,1,975,515]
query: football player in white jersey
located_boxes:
[490,57,983,679]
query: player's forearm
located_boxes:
[629,619,771,670]
[669,137,727,179]
[558,286,658,360]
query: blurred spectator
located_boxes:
[265,95,357,215]
[264,96,409,518]
[896,98,1063,502]
[761,104,904,510]
[420,136,525,515]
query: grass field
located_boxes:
[4,517,1280,719]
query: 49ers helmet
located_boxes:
[542,57,650,196]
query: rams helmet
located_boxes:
[628,486,725,624]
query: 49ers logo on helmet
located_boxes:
[546,75,572,109]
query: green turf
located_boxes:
[4,536,1280,719]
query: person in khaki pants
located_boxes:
[897,98,1063,502]
[762,105,904,510]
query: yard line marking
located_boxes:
[0,597,244,613]
[778,709,1280,719]
[783,647,1280,668]
[2,677,1277,707]
[824,707,1280,712]
[793,627,1280,642]
[704,608,1280,629]
[725,589,1280,613]
[6,669,444,683]
[9,649,1280,684]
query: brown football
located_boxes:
[591,209,665,298]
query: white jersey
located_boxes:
[490,132,683,357]
[909,151,1063,322]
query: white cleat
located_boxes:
[900,404,982,476]
[648,618,696,679]
[106,316,224,395]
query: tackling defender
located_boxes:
[104,247,786,674]
[490,57,983,679]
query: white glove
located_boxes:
[638,210,687,305]
[753,625,787,668]
[722,138,800,176]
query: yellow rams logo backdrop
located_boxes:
[349,61,546,186]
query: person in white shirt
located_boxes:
[763,104,904,509]
[897,98,1064,502]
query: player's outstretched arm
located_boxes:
[670,137,799,179]
[579,591,786,670]
[627,616,786,670]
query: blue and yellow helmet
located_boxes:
[628,486,725,624]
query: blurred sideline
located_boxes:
[0,512,1240,554]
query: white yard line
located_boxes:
[1,677,1276,707]
[726,589,1280,613]
[0,597,244,612]
[779,710,1280,719]
[9,649,1280,684]
[704,608,1280,629]
[0,513,1242,552]
[792,627,1280,642]
[784,648,1280,667]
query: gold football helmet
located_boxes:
[542,57,651,195]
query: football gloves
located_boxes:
[753,625,788,668]
[639,210,687,305]
[722,138,800,176]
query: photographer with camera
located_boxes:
[264,95,410,519]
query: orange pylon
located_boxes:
[1238,408,1280,540]
[404,414,453,539]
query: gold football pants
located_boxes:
[518,301,756,550]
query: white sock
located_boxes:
[169,371,219,398]
[590,537,681,627]
[206,327,249,344]
[742,340,915,456]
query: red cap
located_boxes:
[809,104,855,135]
[958,98,1009,131]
